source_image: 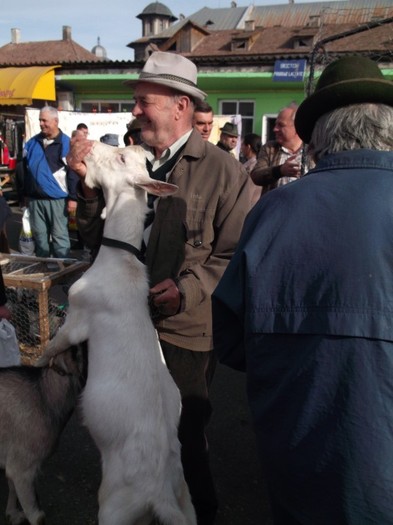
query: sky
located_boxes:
[0,0,333,62]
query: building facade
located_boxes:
[1,1,393,145]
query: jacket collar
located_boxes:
[181,128,207,160]
[315,149,393,172]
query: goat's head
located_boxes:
[83,142,178,201]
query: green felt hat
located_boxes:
[295,56,393,143]
[219,122,239,137]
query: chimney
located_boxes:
[308,15,321,27]
[11,28,21,44]
[63,25,72,41]
[244,20,255,31]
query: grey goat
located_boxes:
[0,345,86,525]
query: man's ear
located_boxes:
[175,95,192,118]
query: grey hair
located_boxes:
[39,105,58,119]
[279,102,299,121]
[309,103,393,162]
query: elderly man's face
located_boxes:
[273,108,299,147]
[132,83,182,150]
[39,111,59,139]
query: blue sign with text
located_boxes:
[273,60,306,82]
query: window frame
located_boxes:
[218,99,255,136]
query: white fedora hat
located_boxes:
[125,51,206,101]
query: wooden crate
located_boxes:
[0,254,89,363]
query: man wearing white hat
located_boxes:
[70,51,253,524]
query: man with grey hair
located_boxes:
[251,102,311,196]
[213,56,393,524]
[22,105,78,258]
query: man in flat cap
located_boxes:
[216,122,239,154]
[99,134,119,147]
[68,51,253,525]
[213,56,393,524]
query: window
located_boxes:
[80,101,134,113]
[293,36,313,49]
[219,100,254,136]
[261,113,277,143]
[231,39,248,51]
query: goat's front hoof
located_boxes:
[6,510,46,525]
[6,509,28,525]
[36,512,46,525]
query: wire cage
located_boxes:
[0,254,89,364]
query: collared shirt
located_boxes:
[276,145,304,187]
[143,130,192,178]
[142,130,192,245]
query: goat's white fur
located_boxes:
[37,143,196,525]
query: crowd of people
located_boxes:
[2,51,392,525]
[14,83,303,263]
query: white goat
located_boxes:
[37,143,197,525]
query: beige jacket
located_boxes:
[77,130,253,351]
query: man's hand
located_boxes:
[67,137,93,179]
[67,199,77,214]
[0,305,12,321]
[280,154,301,178]
[149,278,181,318]
[67,138,98,198]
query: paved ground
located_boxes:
[0,199,274,525]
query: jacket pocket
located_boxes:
[184,213,214,250]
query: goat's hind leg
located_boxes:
[98,461,154,525]
[6,472,45,525]
[5,478,26,525]
[98,489,154,525]
[152,476,196,525]
[177,479,197,525]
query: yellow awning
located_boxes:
[0,65,59,106]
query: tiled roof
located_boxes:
[183,6,250,31]
[251,1,393,27]
[0,39,106,66]
[147,1,393,38]
[128,0,393,65]
[2,2,392,69]
[174,20,393,65]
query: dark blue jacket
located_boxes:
[213,150,393,524]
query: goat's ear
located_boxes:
[136,180,178,197]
